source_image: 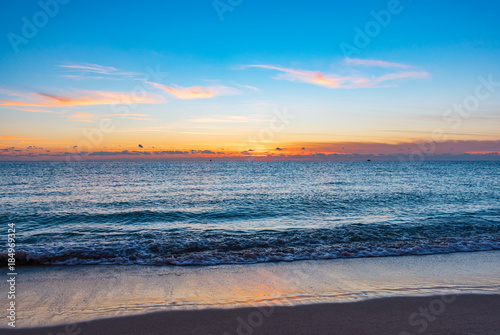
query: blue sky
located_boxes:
[0,0,499,160]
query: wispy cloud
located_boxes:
[61,75,110,81]
[57,63,140,78]
[234,84,261,92]
[108,113,149,117]
[240,62,429,89]
[189,115,269,123]
[119,116,152,120]
[9,107,64,114]
[344,58,410,68]
[241,64,347,88]
[374,71,429,83]
[68,112,152,122]
[70,112,95,119]
[0,90,163,107]
[108,113,152,120]
[147,81,240,99]
[0,135,38,140]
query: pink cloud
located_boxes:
[242,65,347,88]
[68,112,152,121]
[0,90,163,107]
[11,107,64,114]
[147,81,240,99]
[70,112,95,119]
[241,63,429,89]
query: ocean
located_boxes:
[1,161,499,266]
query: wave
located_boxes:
[2,223,499,266]
[0,208,285,226]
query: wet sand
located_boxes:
[1,251,500,333]
[5,294,500,335]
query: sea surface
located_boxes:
[0,161,499,266]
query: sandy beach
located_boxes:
[4,294,500,335]
[1,251,500,334]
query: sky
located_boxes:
[1,0,499,161]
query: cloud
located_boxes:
[3,142,500,161]
[290,140,500,156]
[189,115,269,123]
[0,90,163,107]
[344,58,410,68]
[190,150,216,155]
[10,107,64,114]
[58,63,140,78]
[373,71,430,83]
[241,63,429,89]
[70,112,95,119]
[122,116,152,120]
[235,84,261,92]
[147,81,240,99]
[154,150,188,155]
[65,112,152,122]
[0,135,38,140]
[106,113,152,121]
[59,64,118,74]
[241,64,346,88]
[108,113,149,117]
[88,150,142,156]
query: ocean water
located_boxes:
[0,161,499,266]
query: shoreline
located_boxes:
[5,294,500,335]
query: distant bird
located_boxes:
[138,144,143,148]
